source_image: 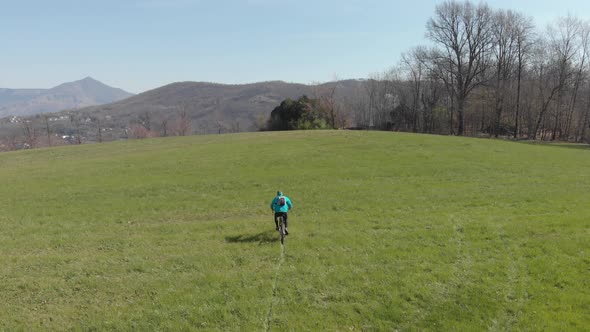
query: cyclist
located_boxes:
[270,191,293,235]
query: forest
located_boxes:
[352,1,590,142]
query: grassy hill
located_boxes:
[0,131,589,330]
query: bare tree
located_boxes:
[530,38,561,139]
[91,116,103,143]
[172,108,191,136]
[420,67,444,134]
[563,21,590,140]
[44,115,52,147]
[69,114,82,144]
[139,111,152,132]
[216,120,226,134]
[371,73,397,130]
[323,84,338,129]
[490,9,519,137]
[9,135,19,151]
[310,81,341,129]
[400,48,425,132]
[361,76,380,129]
[22,120,37,149]
[426,0,494,135]
[423,48,460,135]
[513,13,536,138]
[576,21,590,142]
[547,15,581,140]
[160,118,169,137]
[581,80,590,142]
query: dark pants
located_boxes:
[274,212,288,228]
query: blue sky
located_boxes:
[1,0,590,93]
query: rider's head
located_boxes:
[277,191,283,196]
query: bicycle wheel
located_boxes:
[279,216,286,244]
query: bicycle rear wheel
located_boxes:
[278,216,286,244]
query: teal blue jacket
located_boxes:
[270,195,293,213]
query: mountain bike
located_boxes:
[277,215,287,245]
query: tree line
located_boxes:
[353,0,590,142]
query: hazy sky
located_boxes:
[2,0,590,93]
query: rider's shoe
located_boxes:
[275,226,279,231]
[285,228,289,235]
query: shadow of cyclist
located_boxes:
[225,230,278,244]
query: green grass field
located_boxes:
[0,130,589,331]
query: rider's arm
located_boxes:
[270,197,276,210]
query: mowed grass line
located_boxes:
[0,130,589,330]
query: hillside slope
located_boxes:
[0,131,588,330]
[40,80,362,138]
[83,80,312,133]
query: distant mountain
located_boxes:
[0,80,365,144]
[67,80,364,136]
[0,77,134,117]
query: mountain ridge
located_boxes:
[66,79,363,136]
[0,79,365,144]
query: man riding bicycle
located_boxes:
[270,191,293,235]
